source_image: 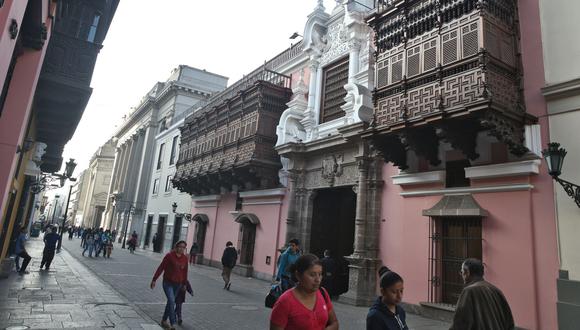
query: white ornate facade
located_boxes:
[275,0,380,305]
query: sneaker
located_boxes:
[160,320,170,329]
[177,319,183,325]
[18,270,29,275]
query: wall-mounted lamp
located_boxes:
[542,142,580,208]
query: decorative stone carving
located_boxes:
[320,22,350,66]
[321,154,344,185]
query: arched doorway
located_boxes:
[234,213,259,277]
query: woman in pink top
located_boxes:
[270,254,339,330]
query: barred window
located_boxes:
[429,216,482,305]
[320,57,349,123]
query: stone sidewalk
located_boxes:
[0,237,161,329]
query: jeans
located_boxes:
[83,243,94,257]
[162,281,181,325]
[222,266,233,286]
[17,251,31,273]
[40,248,56,269]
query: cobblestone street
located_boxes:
[64,237,449,329]
[0,236,451,329]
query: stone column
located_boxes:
[352,156,368,258]
[294,188,317,253]
[341,145,383,306]
[302,57,321,139]
[348,39,361,83]
[284,171,299,243]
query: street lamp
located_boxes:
[50,195,60,224]
[542,142,580,208]
[56,158,77,251]
[171,202,192,222]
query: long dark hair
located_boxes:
[288,254,323,282]
[379,266,403,289]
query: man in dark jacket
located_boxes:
[451,258,514,330]
[220,241,237,290]
[321,249,336,297]
[40,226,60,270]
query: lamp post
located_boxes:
[542,142,580,208]
[50,195,60,225]
[171,202,192,222]
[121,205,135,249]
[56,158,77,251]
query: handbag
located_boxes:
[265,284,282,308]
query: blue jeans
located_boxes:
[162,281,181,325]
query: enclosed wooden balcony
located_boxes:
[173,68,292,195]
[366,0,535,169]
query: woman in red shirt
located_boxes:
[150,240,189,329]
[270,254,339,330]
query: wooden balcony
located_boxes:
[173,68,292,195]
[366,0,535,169]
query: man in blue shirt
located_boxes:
[276,238,301,291]
[40,226,59,270]
[14,227,31,275]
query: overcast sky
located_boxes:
[60,0,339,179]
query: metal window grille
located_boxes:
[320,57,349,123]
[429,217,482,304]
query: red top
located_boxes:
[152,251,188,285]
[270,288,333,330]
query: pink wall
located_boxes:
[518,0,559,328]
[380,162,558,329]
[0,0,27,94]
[0,0,54,214]
[188,190,290,278]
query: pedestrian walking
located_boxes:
[14,227,32,275]
[150,240,189,330]
[82,229,95,257]
[68,226,74,240]
[189,242,199,265]
[81,228,87,247]
[450,258,514,330]
[320,249,336,297]
[276,238,301,291]
[39,226,60,271]
[174,280,193,325]
[94,229,103,257]
[366,266,408,330]
[270,254,338,330]
[220,241,238,290]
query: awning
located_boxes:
[233,213,260,225]
[422,194,488,217]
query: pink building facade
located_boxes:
[0,0,55,220]
[176,1,559,328]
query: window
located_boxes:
[157,143,165,170]
[429,217,482,304]
[87,14,100,42]
[159,119,168,133]
[152,178,160,195]
[165,175,172,193]
[320,56,349,123]
[170,136,179,165]
[445,159,471,188]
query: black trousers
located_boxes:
[40,248,55,269]
[18,250,32,272]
